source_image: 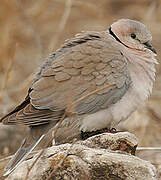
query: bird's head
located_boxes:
[110,19,156,54]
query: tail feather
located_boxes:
[3,135,45,176]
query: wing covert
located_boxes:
[1,31,131,126]
[30,33,131,115]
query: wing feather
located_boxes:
[1,31,131,126]
[30,32,131,115]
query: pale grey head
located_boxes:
[110,19,156,54]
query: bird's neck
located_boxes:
[123,48,158,101]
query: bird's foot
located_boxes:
[103,127,120,133]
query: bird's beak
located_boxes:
[143,42,157,54]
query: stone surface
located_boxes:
[3,132,157,180]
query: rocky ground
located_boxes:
[1,132,158,180]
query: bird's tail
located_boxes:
[3,134,45,176]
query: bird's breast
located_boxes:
[80,61,155,132]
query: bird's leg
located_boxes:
[103,127,117,133]
[100,127,123,133]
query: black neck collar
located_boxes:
[109,27,128,48]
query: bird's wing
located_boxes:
[31,32,131,114]
[1,31,131,126]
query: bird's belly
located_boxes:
[80,108,113,132]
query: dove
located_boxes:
[1,19,158,176]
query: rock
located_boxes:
[79,132,138,155]
[4,132,157,180]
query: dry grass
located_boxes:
[0,0,161,178]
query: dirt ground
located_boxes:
[0,0,160,178]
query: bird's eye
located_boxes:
[131,33,136,39]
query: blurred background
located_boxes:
[0,0,160,178]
